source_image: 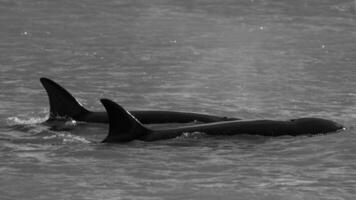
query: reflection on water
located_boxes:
[1,0,356,199]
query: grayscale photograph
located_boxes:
[0,0,355,199]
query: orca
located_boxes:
[40,78,238,124]
[99,99,344,143]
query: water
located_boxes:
[1,0,356,199]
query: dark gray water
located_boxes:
[1,0,356,199]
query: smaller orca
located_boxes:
[99,99,344,143]
[40,78,238,124]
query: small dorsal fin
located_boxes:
[100,99,149,143]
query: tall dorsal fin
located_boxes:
[40,77,90,121]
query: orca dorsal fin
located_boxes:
[40,77,90,121]
[100,99,149,143]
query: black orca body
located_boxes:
[40,78,238,124]
[100,99,344,143]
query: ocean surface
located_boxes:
[1,0,356,199]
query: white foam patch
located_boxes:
[43,132,91,144]
[6,116,47,125]
[176,132,206,139]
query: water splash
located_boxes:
[5,114,90,144]
[6,116,47,126]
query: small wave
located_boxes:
[6,122,50,136]
[330,2,356,14]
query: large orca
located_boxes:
[40,78,238,124]
[99,99,344,143]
